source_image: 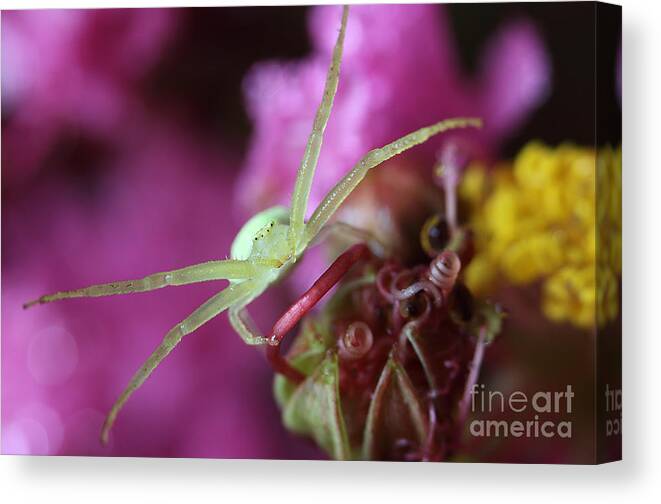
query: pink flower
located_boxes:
[237,4,551,215]
[2,7,327,460]
[1,9,176,184]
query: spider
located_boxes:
[24,5,481,444]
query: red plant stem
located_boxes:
[267,243,371,383]
[266,345,306,383]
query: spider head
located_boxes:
[231,205,292,263]
[250,220,290,260]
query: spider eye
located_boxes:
[420,214,450,257]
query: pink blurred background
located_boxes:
[2,7,326,458]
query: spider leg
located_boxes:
[303,118,483,247]
[287,5,349,254]
[100,279,258,443]
[228,284,271,346]
[267,243,370,383]
[229,305,266,345]
[23,258,280,308]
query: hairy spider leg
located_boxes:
[101,279,259,444]
[288,5,349,255]
[23,258,280,308]
[266,243,371,383]
[302,118,483,248]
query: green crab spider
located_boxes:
[24,5,481,444]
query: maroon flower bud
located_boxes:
[274,238,503,461]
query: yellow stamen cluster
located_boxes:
[460,142,621,329]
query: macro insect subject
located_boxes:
[23,5,481,445]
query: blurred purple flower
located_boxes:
[1,9,176,183]
[237,4,551,214]
[1,119,321,459]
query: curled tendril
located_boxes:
[428,250,461,293]
[391,269,417,292]
[376,264,398,302]
[339,321,374,360]
[397,293,432,354]
[392,278,443,307]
